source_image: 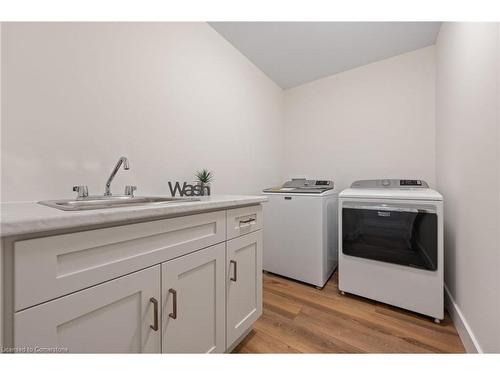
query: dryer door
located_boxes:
[342,202,438,271]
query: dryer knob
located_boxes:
[382,179,390,187]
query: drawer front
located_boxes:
[226,205,263,240]
[14,210,226,311]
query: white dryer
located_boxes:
[339,179,444,321]
[262,179,338,288]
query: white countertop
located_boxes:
[0,195,267,238]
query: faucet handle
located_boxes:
[73,185,89,199]
[124,185,137,197]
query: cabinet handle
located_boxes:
[150,297,159,331]
[169,288,177,319]
[230,260,237,282]
[239,217,255,226]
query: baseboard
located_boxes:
[444,284,483,353]
[226,326,253,353]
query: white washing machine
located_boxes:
[262,179,338,288]
[339,179,444,322]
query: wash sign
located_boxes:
[168,181,210,197]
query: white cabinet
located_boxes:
[14,266,161,353]
[5,205,263,353]
[226,230,263,347]
[162,243,226,353]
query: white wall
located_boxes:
[0,23,3,348]
[283,46,436,191]
[1,23,284,202]
[436,23,500,353]
[3,21,499,352]
[0,25,438,200]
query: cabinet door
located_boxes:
[14,266,161,353]
[162,243,225,353]
[226,230,263,347]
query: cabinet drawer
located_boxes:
[14,210,226,311]
[226,205,263,240]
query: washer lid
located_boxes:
[262,188,338,196]
[263,178,334,194]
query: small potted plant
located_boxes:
[195,169,214,196]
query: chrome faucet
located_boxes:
[104,156,130,196]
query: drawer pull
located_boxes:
[230,260,238,282]
[150,297,159,331]
[239,218,256,226]
[169,288,177,319]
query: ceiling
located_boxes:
[210,22,441,89]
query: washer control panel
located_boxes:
[315,180,331,186]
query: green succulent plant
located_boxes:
[195,169,214,184]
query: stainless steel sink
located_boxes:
[38,196,200,211]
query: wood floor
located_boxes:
[234,272,465,353]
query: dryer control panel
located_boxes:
[351,179,429,189]
[400,179,423,186]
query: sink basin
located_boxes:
[38,196,200,211]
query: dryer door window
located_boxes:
[342,204,438,271]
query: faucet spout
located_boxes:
[104,156,129,196]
